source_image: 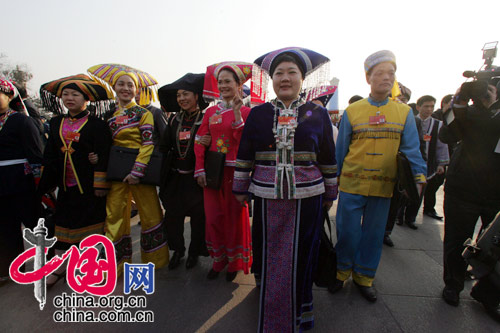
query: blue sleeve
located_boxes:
[400,111,427,182]
[317,108,338,201]
[335,111,352,175]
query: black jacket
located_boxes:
[160,111,203,173]
[39,112,112,195]
[0,111,43,195]
[440,101,500,203]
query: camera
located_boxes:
[460,41,500,102]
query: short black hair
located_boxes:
[270,53,305,79]
[416,95,436,106]
[348,95,363,104]
[440,94,453,109]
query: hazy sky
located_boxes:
[3,0,499,109]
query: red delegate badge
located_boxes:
[278,116,296,126]
[209,114,222,125]
[65,131,80,142]
[115,116,129,125]
[179,131,191,140]
[424,134,432,142]
[369,115,386,125]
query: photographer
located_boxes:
[440,77,500,322]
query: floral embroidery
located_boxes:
[341,172,396,183]
[114,236,132,264]
[132,161,147,178]
[216,134,230,153]
[140,124,153,145]
[23,162,33,175]
[141,221,167,253]
[242,66,252,75]
[108,106,147,137]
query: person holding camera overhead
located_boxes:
[88,64,169,276]
[440,75,500,321]
[194,62,253,281]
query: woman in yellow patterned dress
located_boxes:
[88,64,168,275]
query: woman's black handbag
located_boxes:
[204,150,225,189]
[314,207,337,288]
[107,146,162,186]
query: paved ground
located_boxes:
[1,188,498,332]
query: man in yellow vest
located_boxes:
[329,50,427,302]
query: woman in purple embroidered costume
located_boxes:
[38,74,114,287]
[233,47,338,331]
[0,77,43,286]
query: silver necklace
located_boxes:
[175,109,201,159]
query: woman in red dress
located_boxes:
[194,62,253,281]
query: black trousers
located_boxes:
[423,173,445,213]
[397,194,422,225]
[443,192,500,292]
[162,172,207,257]
[385,187,403,236]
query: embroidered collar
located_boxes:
[118,100,137,112]
[219,101,232,111]
[368,96,389,107]
[271,97,305,110]
[184,109,201,121]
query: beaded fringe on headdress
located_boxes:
[251,60,330,106]
[40,88,115,118]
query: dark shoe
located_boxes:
[471,288,500,322]
[396,219,404,226]
[47,272,66,290]
[424,210,443,220]
[168,251,184,270]
[327,279,344,294]
[207,269,219,280]
[354,281,377,302]
[442,286,460,306]
[406,221,418,230]
[226,271,238,282]
[383,235,394,247]
[185,255,198,269]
